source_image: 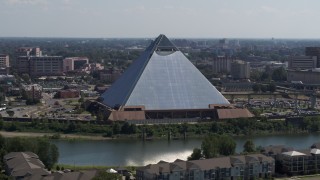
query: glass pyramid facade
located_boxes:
[101,34,230,110]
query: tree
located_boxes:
[268,83,276,93]
[218,135,236,156]
[112,123,121,134]
[272,67,287,82]
[252,84,261,92]
[92,171,122,180]
[201,134,236,158]
[243,139,256,153]
[188,148,202,160]
[6,110,14,117]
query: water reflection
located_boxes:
[53,133,320,166]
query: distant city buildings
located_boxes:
[99,67,123,83]
[82,63,104,73]
[21,84,43,100]
[287,69,320,84]
[63,57,89,72]
[212,56,231,74]
[16,47,42,57]
[306,47,320,68]
[231,60,250,79]
[17,56,64,77]
[0,54,10,75]
[55,89,80,98]
[288,56,317,70]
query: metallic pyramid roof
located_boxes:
[101,34,230,110]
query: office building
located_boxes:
[231,60,250,79]
[17,56,63,77]
[288,56,317,70]
[0,54,9,75]
[16,47,42,57]
[212,56,231,74]
[306,47,320,68]
[63,57,89,72]
[0,54,9,68]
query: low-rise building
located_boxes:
[287,69,320,84]
[3,152,50,179]
[262,143,320,176]
[55,89,80,98]
[63,57,89,72]
[21,84,43,100]
[136,154,274,180]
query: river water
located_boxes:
[52,133,320,166]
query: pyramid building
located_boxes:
[100,35,252,121]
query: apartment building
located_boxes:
[136,154,274,180]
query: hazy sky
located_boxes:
[0,0,319,38]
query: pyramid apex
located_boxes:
[154,34,177,51]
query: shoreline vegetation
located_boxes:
[0,115,319,140]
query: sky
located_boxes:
[0,0,319,38]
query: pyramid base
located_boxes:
[106,106,254,123]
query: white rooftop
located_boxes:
[282,151,306,156]
[311,148,320,155]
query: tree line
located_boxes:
[188,134,258,161]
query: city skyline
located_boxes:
[0,0,319,38]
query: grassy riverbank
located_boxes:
[0,115,319,141]
[54,164,137,172]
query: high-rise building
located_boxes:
[0,54,10,75]
[63,57,89,72]
[288,56,317,70]
[305,47,320,68]
[231,60,250,79]
[15,47,42,67]
[212,56,231,74]
[0,54,9,68]
[17,56,63,77]
[30,56,63,77]
[16,47,42,57]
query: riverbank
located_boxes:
[0,129,313,141]
[0,131,112,140]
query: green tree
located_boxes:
[188,148,202,160]
[92,171,122,180]
[252,84,261,92]
[112,123,121,134]
[219,135,236,156]
[6,110,14,117]
[201,134,236,158]
[272,67,287,82]
[243,139,256,153]
[268,83,276,93]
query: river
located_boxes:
[52,133,320,166]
